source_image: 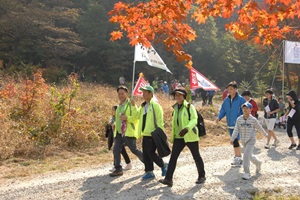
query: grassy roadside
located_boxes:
[0,87,230,180]
[0,83,267,183]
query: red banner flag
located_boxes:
[132,76,158,101]
[133,76,148,96]
[190,67,220,91]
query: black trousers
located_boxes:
[166,139,205,181]
[142,136,164,172]
[287,118,300,138]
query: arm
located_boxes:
[131,99,142,120]
[216,102,226,123]
[126,104,138,123]
[254,119,268,137]
[185,105,197,130]
[154,103,164,130]
[252,100,259,112]
[230,122,240,142]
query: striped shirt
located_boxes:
[231,115,268,145]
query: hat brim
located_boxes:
[241,104,252,109]
[139,87,153,93]
[173,91,185,95]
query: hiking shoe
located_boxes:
[123,163,132,171]
[159,179,173,187]
[288,144,297,149]
[142,171,155,180]
[109,169,123,177]
[231,157,243,166]
[256,161,262,173]
[296,145,300,150]
[161,163,168,176]
[242,173,251,180]
[196,177,206,184]
[264,143,270,149]
[272,140,280,147]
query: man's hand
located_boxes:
[179,128,188,137]
[230,140,233,145]
[215,118,220,124]
[131,98,135,106]
[120,113,127,121]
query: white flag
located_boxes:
[190,67,220,91]
[134,43,172,74]
[284,40,300,64]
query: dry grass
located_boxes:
[253,190,300,200]
[0,80,229,179]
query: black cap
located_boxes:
[171,88,187,99]
[265,89,274,95]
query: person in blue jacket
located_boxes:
[215,81,246,166]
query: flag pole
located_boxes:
[282,40,285,98]
[131,61,136,97]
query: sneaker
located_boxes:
[196,177,206,184]
[264,143,270,149]
[109,169,123,177]
[161,163,168,176]
[296,145,300,150]
[142,171,155,180]
[288,144,297,149]
[256,161,262,173]
[272,140,280,147]
[109,167,115,172]
[231,157,243,166]
[123,163,132,171]
[242,173,251,180]
[159,179,173,187]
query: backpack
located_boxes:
[187,104,206,137]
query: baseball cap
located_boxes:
[139,85,154,93]
[241,102,252,109]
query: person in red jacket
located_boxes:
[241,90,259,118]
[222,88,228,101]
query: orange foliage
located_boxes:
[0,83,16,99]
[18,70,49,114]
[109,0,300,67]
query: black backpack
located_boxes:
[187,104,206,137]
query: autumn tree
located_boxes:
[108,0,300,68]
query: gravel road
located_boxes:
[0,128,300,200]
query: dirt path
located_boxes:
[0,129,299,200]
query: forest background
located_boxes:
[1,0,300,92]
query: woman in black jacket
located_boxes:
[286,90,300,150]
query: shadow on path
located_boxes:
[215,166,259,199]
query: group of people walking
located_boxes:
[106,80,300,185]
[217,81,300,179]
[107,84,205,186]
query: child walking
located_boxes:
[230,102,268,180]
[106,106,132,172]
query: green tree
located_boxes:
[0,0,83,68]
